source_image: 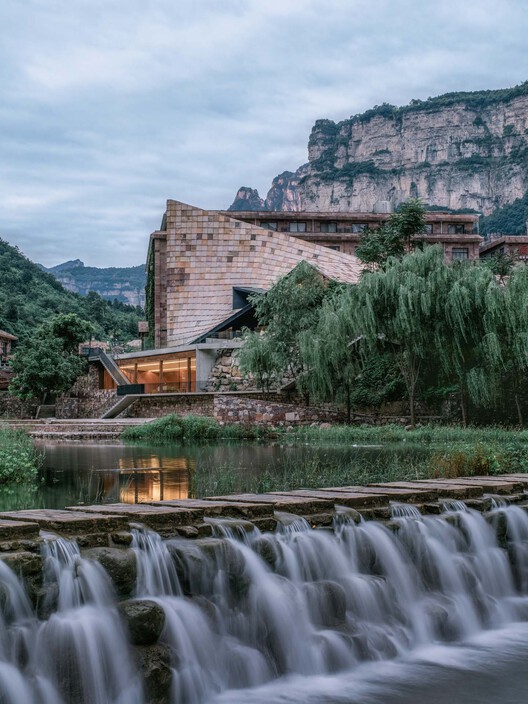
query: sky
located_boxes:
[0,0,527,268]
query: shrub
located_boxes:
[0,428,41,483]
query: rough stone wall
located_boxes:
[205,348,256,392]
[123,394,215,419]
[0,392,38,419]
[213,396,345,426]
[56,368,118,419]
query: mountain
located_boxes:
[0,239,143,343]
[40,260,146,307]
[229,82,528,226]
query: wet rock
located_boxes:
[253,535,281,568]
[303,580,347,628]
[119,599,165,645]
[111,531,134,546]
[135,643,172,704]
[83,547,136,596]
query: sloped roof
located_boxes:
[156,200,362,345]
[0,329,17,341]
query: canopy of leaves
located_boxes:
[355,199,427,268]
[239,261,338,387]
[0,239,143,344]
[480,191,528,235]
[9,313,93,402]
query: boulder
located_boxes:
[119,599,165,646]
[83,547,136,597]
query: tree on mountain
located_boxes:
[9,313,94,403]
[355,199,427,269]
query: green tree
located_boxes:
[355,198,427,268]
[9,313,94,402]
[239,262,333,392]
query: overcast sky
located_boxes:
[0,0,527,268]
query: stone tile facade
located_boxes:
[148,200,362,348]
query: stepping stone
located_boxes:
[67,504,203,531]
[368,481,483,499]
[432,477,522,494]
[269,489,397,509]
[207,493,335,514]
[149,499,274,519]
[0,510,129,535]
[0,519,40,541]
[318,485,437,502]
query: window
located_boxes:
[351,223,368,233]
[320,222,337,233]
[326,245,340,251]
[260,221,277,231]
[425,224,433,234]
[448,225,465,234]
[452,247,469,260]
[289,222,307,233]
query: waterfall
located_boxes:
[1,505,528,702]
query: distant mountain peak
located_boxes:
[49,259,85,272]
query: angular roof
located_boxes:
[0,329,17,341]
[153,200,362,346]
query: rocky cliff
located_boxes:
[41,260,146,307]
[229,83,528,216]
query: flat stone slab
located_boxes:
[0,519,40,540]
[318,485,437,502]
[0,510,129,534]
[490,474,528,489]
[149,499,274,518]
[268,489,396,509]
[67,504,203,530]
[368,481,483,499]
[430,477,523,495]
[207,493,335,513]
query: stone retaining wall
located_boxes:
[0,392,38,419]
[213,395,346,426]
[123,394,215,418]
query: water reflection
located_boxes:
[0,440,438,513]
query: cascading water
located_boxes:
[0,536,145,704]
[1,505,528,703]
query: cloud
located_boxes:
[0,0,527,267]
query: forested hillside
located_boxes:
[0,239,143,344]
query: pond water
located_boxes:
[0,440,438,512]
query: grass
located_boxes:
[0,427,42,483]
[121,414,274,444]
[189,441,528,498]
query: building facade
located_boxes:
[222,210,482,262]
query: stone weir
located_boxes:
[0,474,527,601]
[1,474,528,704]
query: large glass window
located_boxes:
[448,224,465,234]
[351,223,368,233]
[260,221,277,231]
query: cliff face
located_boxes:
[229,83,528,215]
[42,261,146,307]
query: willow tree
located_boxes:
[299,292,359,420]
[345,246,446,425]
[435,261,505,426]
[499,265,528,424]
[239,261,332,391]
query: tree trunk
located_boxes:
[460,392,467,428]
[515,392,524,427]
[409,391,416,427]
